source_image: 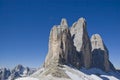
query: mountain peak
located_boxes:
[78,17,86,23]
[60,18,68,27]
[91,34,104,51]
[44,18,116,72]
[0,65,36,80]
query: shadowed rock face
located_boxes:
[91,34,115,72]
[92,49,107,70]
[44,18,115,72]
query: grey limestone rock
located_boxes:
[44,17,115,74]
[70,17,92,68]
[44,18,82,69]
[44,18,72,68]
[91,34,115,72]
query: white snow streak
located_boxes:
[15,77,39,80]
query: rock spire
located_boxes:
[44,17,115,72]
[91,34,110,71]
[70,17,92,68]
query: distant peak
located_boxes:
[16,64,23,67]
[60,18,68,27]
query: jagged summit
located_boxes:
[91,34,110,71]
[70,17,91,68]
[44,21,74,68]
[13,17,120,80]
[91,34,105,50]
[78,17,86,23]
[0,65,36,80]
[60,18,68,27]
[44,17,115,72]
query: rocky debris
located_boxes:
[0,64,36,80]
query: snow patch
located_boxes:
[90,74,102,80]
[15,77,39,80]
[66,71,82,80]
[101,75,119,80]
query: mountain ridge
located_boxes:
[0,64,36,80]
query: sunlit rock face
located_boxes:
[45,19,73,68]
[44,18,83,69]
[70,18,92,68]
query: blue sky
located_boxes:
[0,0,120,69]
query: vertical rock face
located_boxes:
[45,19,73,68]
[44,18,82,68]
[70,18,92,68]
[91,34,110,71]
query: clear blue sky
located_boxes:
[0,0,120,69]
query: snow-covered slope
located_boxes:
[29,65,120,80]
[1,64,119,80]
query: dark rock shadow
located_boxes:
[74,48,119,80]
[92,49,116,71]
[92,49,106,71]
[79,68,120,80]
[100,76,109,80]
